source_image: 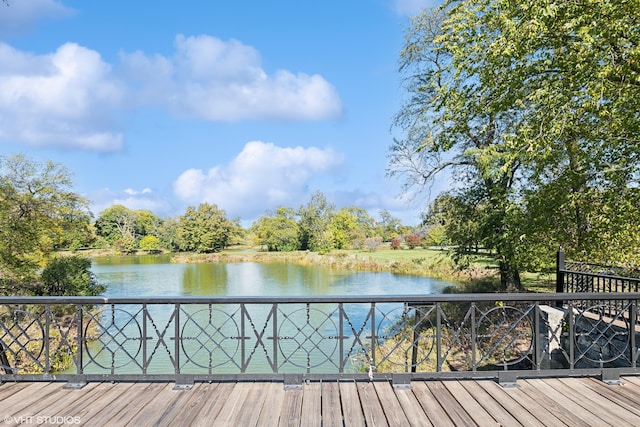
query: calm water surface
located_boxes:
[92,254,455,297]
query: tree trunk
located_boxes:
[499,261,523,292]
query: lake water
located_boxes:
[92,254,456,297]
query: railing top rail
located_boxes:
[1,292,639,305]
[560,268,640,283]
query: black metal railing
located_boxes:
[1,293,638,386]
[556,249,640,322]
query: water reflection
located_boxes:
[93,256,453,297]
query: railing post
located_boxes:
[556,248,565,308]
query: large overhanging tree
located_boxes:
[0,154,93,294]
[390,1,640,289]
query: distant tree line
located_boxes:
[91,191,421,255]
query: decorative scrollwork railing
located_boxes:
[0,294,638,384]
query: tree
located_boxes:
[330,208,367,250]
[376,210,402,242]
[94,205,138,246]
[37,256,104,297]
[390,2,640,288]
[139,235,161,253]
[134,210,163,239]
[251,207,301,251]
[405,233,421,249]
[469,0,640,266]
[0,154,90,293]
[177,203,234,253]
[298,191,335,253]
[157,217,180,251]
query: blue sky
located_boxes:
[0,0,443,226]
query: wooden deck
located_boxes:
[1,376,640,426]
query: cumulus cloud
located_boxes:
[0,34,341,150]
[0,42,124,151]
[173,141,344,218]
[0,0,75,37]
[89,188,171,216]
[120,34,343,121]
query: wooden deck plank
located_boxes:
[621,375,640,391]
[424,381,477,427]
[322,381,343,427]
[339,381,366,427]
[190,382,235,427]
[147,383,208,427]
[540,378,626,427]
[0,381,31,401]
[442,380,502,426]
[233,382,269,427]
[300,381,321,427]
[519,379,605,427]
[258,382,286,426]
[393,388,431,427]
[555,377,640,426]
[207,382,252,426]
[278,388,303,427]
[1,375,639,426]
[580,378,640,415]
[411,382,456,427]
[2,382,62,416]
[16,383,80,418]
[71,382,137,423]
[500,381,573,427]
[126,383,195,427]
[356,381,388,426]
[474,380,547,427]
[27,382,102,424]
[108,382,166,426]
[373,381,410,426]
[460,380,526,427]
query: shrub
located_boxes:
[406,234,421,249]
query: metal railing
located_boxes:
[1,293,638,386]
[556,249,640,323]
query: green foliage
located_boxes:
[375,209,402,242]
[94,205,138,245]
[297,191,335,252]
[390,2,640,287]
[38,256,105,296]
[139,235,161,253]
[251,207,301,251]
[0,154,91,294]
[330,208,368,250]
[177,203,235,253]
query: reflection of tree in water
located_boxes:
[182,264,228,295]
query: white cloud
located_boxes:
[0,34,341,151]
[391,0,440,16]
[120,34,343,121]
[90,188,171,216]
[0,0,74,37]
[0,42,124,151]
[173,141,344,218]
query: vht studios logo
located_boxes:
[4,415,81,425]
